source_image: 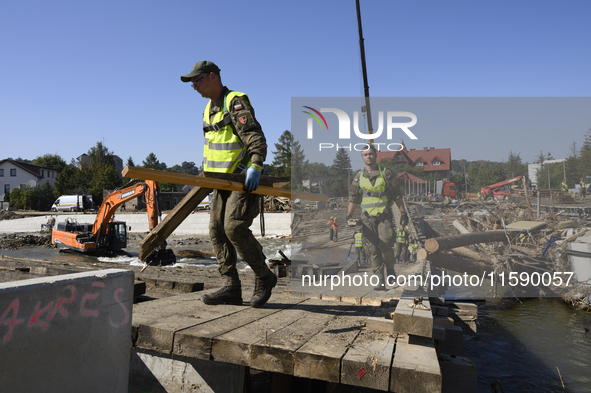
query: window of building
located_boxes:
[0,169,3,176]
[416,162,424,166]
[433,161,442,166]
[10,169,16,176]
[20,184,26,189]
[4,185,9,194]
[41,170,44,178]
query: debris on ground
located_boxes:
[0,211,25,221]
[0,234,53,250]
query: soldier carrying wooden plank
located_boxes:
[180,61,277,308]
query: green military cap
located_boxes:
[180,61,221,82]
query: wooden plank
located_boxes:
[139,185,211,260]
[172,294,305,360]
[341,329,396,391]
[248,299,354,374]
[211,298,329,366]
[392,288,433,338]
[390,334,442,393]
[123,165,329,202]
[132,292,246,353]
[293,305,372,382]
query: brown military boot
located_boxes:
[202,285,243,305]
[250,271,277,308]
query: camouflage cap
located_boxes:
[180,61,220,82]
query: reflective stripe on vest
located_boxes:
[202,91,251,173]
[359,167,391,216]
[354,232,363,247]
[396,229,406,243]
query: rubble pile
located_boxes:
[0,234,53,250]
[411,199,591,309]
[262,196,291,212]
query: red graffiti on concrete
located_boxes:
[0,282,130,343]
[109,288,129,328]
[0,299,25,342]
[81,282,105,317]
[48,285,76,321]
[28,301,55,330]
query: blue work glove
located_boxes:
[244,164,262,192]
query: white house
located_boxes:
[0,159,59,202]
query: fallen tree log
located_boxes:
[424,230,519,254]
[426,252,491,276]
[448,246,495,265]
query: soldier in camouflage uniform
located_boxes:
[181,61,276,307]
[346,146,406,290]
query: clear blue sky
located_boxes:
[2,0,590,169]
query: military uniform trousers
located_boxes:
[361,215,396,278]
[209,189,268,286]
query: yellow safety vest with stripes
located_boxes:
[396,228,407,243]
[354,232,363,248]
[202,90,251,173]
[359,167,391,217]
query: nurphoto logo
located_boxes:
[302,106,418,152]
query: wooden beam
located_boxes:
[139,185,211,261]
[424,230,517,254]
[122,166,329,202]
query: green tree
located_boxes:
[325,148,352,197]
[565,142,581,187]
[126,156,135,168]
[505,150,526,178]
[168,161,200,176]
[580,129,591,178]
[53,161,81,197]
[291,139,307,191]
[272,130,292,177]
[37,182,55,211]
[142,153,173,190]
[88,141,115,168]
[31,154,67,173]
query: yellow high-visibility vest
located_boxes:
[202,90,251,173]
[396,228,406,243]
[359,167,391,217]
[354,232,363,248]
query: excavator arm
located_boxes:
[92,180,160,239]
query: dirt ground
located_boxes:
[0,211,25,221]
[0,233,53,250]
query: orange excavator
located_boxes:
[51,179,176,265]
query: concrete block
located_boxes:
[0,269,134,393]
[439,354,477,393]
[366,316,394,333]
[129,349,246,393]
[437,326,464,356]
[433,316,455,328]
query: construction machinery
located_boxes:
[51,179,175,265]
[481,176,523,200]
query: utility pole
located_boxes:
[356,0,373,145]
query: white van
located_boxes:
[197,193,213,210]
[51,195,93,212]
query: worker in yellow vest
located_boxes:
[581,178,587,199]
[181,61,275,308]
[561,181,568,192]
[346,146,406,290]
[354,230,367,267]
[394,224,409,264]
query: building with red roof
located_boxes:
[376,142,451,179]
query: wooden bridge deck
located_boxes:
[132,277,441,392]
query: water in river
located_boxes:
[2,241,591,392]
